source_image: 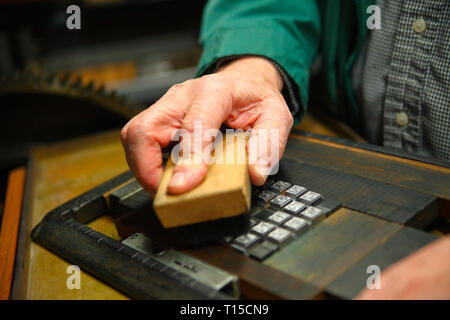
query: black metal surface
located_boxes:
[275,158,438,227]
[31,212,229,300]
[117,202,251,247]
[30,170,231,300]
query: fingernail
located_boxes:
[256,157,271,175]
[253,165,268,183]
[168,171,185,188]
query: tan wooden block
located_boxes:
[154,132,251,228]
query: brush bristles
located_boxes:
[116,202,250,247]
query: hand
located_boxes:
[120,57,293,194]
[356,235,450,300]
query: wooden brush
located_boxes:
[152,132,251,245]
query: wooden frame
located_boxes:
[0,167,26,300]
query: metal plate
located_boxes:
[270,195,292,208]
[123,233,240,298]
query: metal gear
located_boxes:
[0,69,145,173]
[0,69,144,119]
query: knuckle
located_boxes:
[125,120,153,145]
[166,80,191,95]
[124,122,141,144]
[286,110,294,127]
[180,117,197,133]
[277,99,294,127]
[120,126,128,143]
[170,82,186,91]
[166,84,181,96]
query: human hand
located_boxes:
[120,57,293,195]
[356,235,450,300]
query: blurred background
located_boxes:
[0,0,206,216]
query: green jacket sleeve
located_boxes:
[196,0,321,118]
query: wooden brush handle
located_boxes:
[153,132,251,228]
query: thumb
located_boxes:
[166,121,213,195]
[247,102,292,186]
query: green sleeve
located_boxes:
[196,0,321,117]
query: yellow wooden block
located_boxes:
[154,132,251,228]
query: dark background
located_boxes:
[0,0,207,219]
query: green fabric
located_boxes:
[196,0,321,116]
[196,0,376,129]
[317,0,375,129]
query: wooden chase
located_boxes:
[10,129,450,300]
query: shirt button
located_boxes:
[396,112,409,127]
[413,18,426,33]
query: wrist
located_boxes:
[217,56,284,92]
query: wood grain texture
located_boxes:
[264,208,402,289]
[0,167,26,300]
[12,130,130,300]
[286,135,450,200]
[275,158,437,226]
[13,129,448,300]
[184,245,323,300]
[326,227,438,299]
[154,133,251,227]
